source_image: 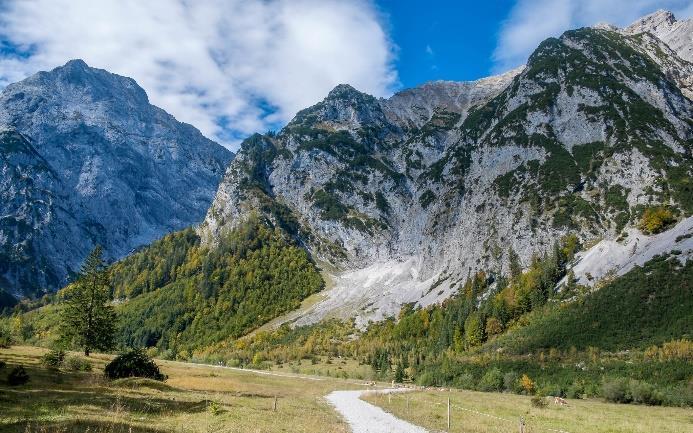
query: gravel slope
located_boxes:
[326,390,429,433]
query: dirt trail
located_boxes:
[326,389,429,433]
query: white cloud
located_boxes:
[493,0,693,73]
[0,0,398,149]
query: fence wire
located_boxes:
[375,389,572,433]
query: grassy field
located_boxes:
[362,388,693,433]
[0,346,362,433]
[3,346,692,433]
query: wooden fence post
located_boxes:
[447,397,451,431]
[273,395,277,411]
[519,416,525,433]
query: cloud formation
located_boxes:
[493,0,693,73]
[0,0,398,149]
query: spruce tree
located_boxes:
[60,246,117,356]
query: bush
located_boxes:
[602,377,630,403]
[503,371,520,393]
[0,324,13,348]
[453,372,476,390]
[104,349,166,381]
[628,380,663,405]
[40,349,66,370]
[64,355,93,372]
[0,360,5,370]
[520,374,535,395]
[639,207,675,234]
[208,400,222,416]
[531,395,549,408]
[7,366,30,386]
[479,368,504,392]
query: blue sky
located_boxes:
[378,0,516,86]
[1,0,692,149]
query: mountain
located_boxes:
[623,9,693,62]
[0,60,233,300]
[198,14,692,327]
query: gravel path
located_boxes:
[326,390,429,433]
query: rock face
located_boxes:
[200,14,692,327]
[0,60,233,298]
[623,9,693,62]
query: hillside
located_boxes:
[199,15,693,326]
[0,60,233,300]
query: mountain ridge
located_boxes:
[198,15,692,327]
[0,59,233,299]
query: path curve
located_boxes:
[326,390,429,433]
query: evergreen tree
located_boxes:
[60,246,117,356]
[508,247,522,280]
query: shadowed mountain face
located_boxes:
[199,16,692,326]
[0,60,233,299]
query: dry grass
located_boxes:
[0,346,364,433]
[362,388,693,433]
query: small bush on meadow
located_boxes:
[7,366,30,386]
[520,374,536,395]
[208,400,222,416]
[531,395,549,408]
[602,377,630,403]
[628,380,663,405]
[40,349,66,370]
[503,371,520,393]
[104,348,166,381]
[0,324,13,348]
[65,355,93,372]
[453,372,476,390]
[479,368,504,392]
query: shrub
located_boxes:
[209,400,222,415]
[64,355,93,372]
[7,366,30,386]
[602,377,630,403]
[628,380,663,405]
[639,207,675,234]
[520,374,535,395]
[531,395,549,408]
[503,371,520,393]
[40,349,66,370]
[0,360,5,370]
[104,349,166,381]
[0,323,13,348]
[453,372,476,390]
[479,368,504,392]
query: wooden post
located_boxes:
[447,397,451,431]
[388,393,391,404]
[519,416,525,433]
[273,395,277,411]
[406,395,409,410]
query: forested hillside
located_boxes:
[207,252,692,406]
[7,215,324,358]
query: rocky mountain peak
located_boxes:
[625,9,677,34]
[622,9,693,62]
[0,60,233,298]
[288,83,385,131]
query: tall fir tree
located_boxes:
[60,246,117,356]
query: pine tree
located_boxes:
[60,246,117,356]
[508,247,522,280]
